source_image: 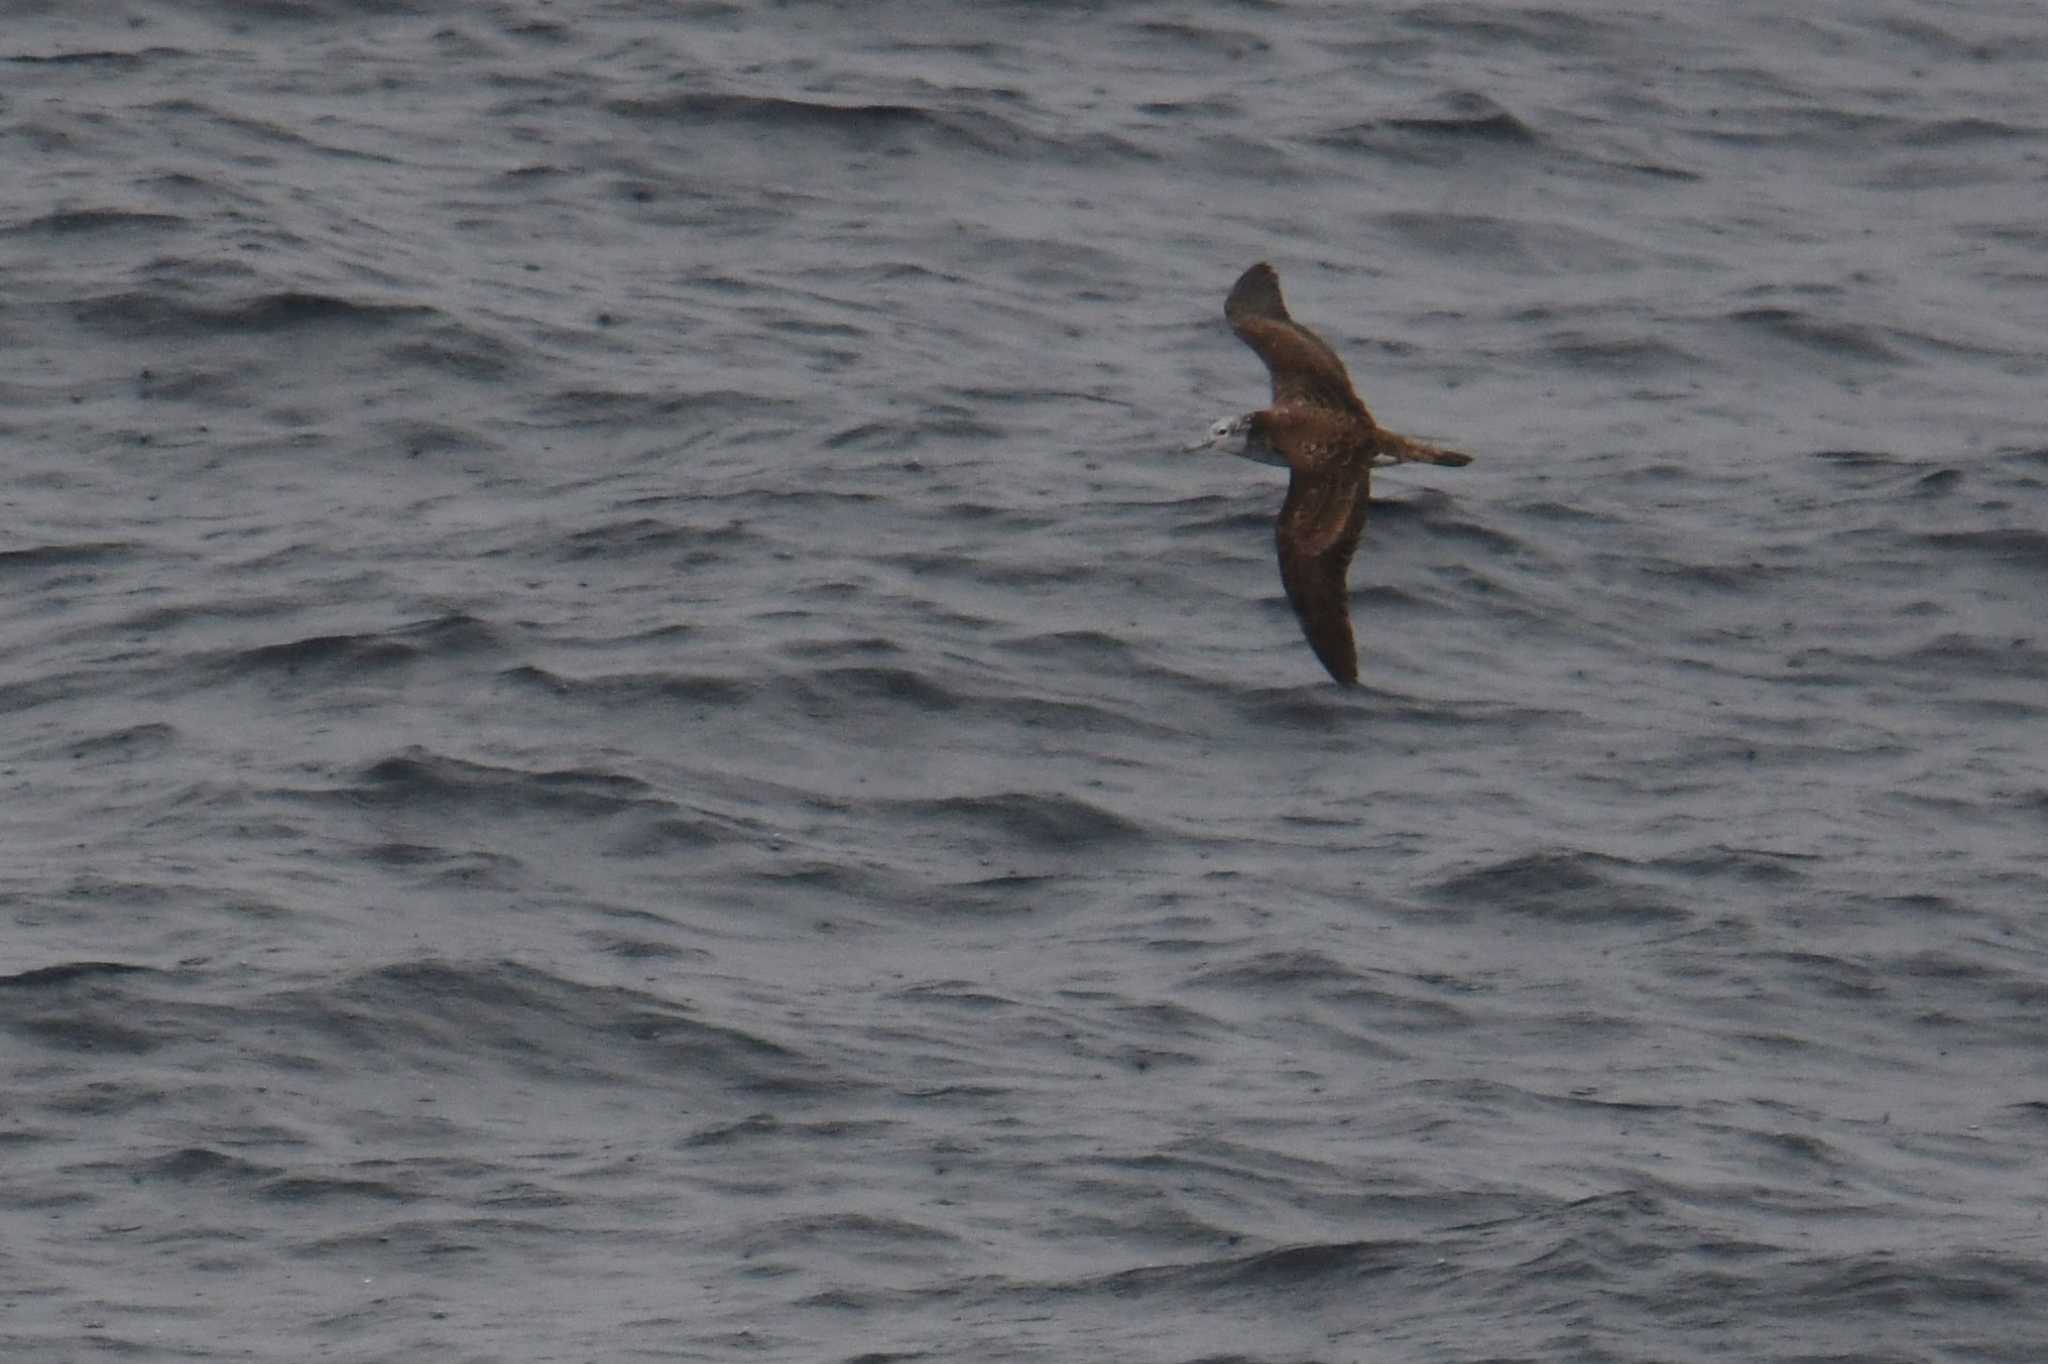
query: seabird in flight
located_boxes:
[1187,262,1473,686]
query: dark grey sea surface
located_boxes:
[4,2,2047,1360]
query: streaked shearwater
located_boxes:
[1187,262,1473,686]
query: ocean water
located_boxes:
[3,2,2046,1360]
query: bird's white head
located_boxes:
[1185,413,1250,453]
[1184,412,1285,467]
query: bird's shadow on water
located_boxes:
[1372,488,1529,558]
[1228,678,1555,731]
[1232,682,1407,730]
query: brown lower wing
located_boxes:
[1274,466,1370,686]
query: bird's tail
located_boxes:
[1376,430,1474,467]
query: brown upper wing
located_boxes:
[1225,263,1369,420]
[1273,463,1370,686]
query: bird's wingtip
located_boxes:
[1225,262,1288,323]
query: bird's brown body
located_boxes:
[1208,262,1473,686]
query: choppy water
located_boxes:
[4,3,2047,1360]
